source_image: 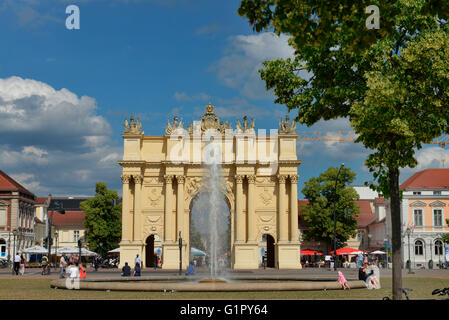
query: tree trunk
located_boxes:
[389,166,402,300]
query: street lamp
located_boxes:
[47,199,65,273]
[54,231,59,268]
[12,229,18,274]
[332,163,344,271]
[406,227,412,273]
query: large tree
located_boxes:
[80,182,122,256]
[238,0,449,299]
[300,166,360,252]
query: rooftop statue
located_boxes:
[123,115,143,134]
[236,115,255,134]
[165,116,184,135]
[279,115,296,134]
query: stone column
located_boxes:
[176,175,185,240]
[278,174,288,242]
[247,175,256,242]
[235,175,245,242]
[290,174,299,242]
[121,174,131,242]
[133,175,143,242]
[164,175,173,242]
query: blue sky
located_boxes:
[0,0,445,198]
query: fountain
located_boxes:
[190,139,229,282]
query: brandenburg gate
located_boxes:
[119,104,302,269]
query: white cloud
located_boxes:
[210,33,296,100]
[0,76,122,196]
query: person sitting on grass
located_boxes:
[121,262,131,277]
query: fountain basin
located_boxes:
[50,276,367,292]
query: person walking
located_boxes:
[19,255,25,276]
[134,254,142,267]
[59,253,67,278]
[13,253,21,275]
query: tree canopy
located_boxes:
[80,182,122,256]
[300,166,360,250]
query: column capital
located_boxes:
[176,175,185,184]
[290,174,299,183]
[235,175,244,184]
[247,175,256,184]
[121,174,131,184]
[277,174,287,183]
[133,175,143,184]
[164,174,174,184]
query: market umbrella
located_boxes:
[80,248,97,256]
[370,250,386,255]
[300,249,322,255]
[108,248,120,253]
[328,247,361,255]
[191,247,206,256]
[55,246,81,254]
[20,245,48,254]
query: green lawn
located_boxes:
[0,277,447,300]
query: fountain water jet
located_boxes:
[190,139,230,281]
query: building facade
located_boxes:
[119,105,302,270]
[49,197,88,250]
[400,169,449,268]
[0,170,36,260]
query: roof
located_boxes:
[298,199,376,227]
[0,170,36,198]
[36,197,49,205]
[51,210,86,228]
[400,168,449,190]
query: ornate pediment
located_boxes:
[429,200,446,207]
[409,200,427,207]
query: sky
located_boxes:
[0,0,447,198]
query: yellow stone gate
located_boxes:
[119,105,301,270]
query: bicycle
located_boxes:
[432,287,449,299]
[382,288,413,300]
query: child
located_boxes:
[79,264,87,280]
[337,271,350,290]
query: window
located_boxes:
[435,240,443,255]
[414,209,423,226]
[433,191,442,195]
[0,209,6,226]
[434,209,443,227]
[415,240,424,255]
[413,191,421,195]
[73,230,80,243]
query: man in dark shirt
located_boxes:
[122,262,131,276]
[358,263,373,281]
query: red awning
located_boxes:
[300,249,323,255]
[328,247,361,255]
